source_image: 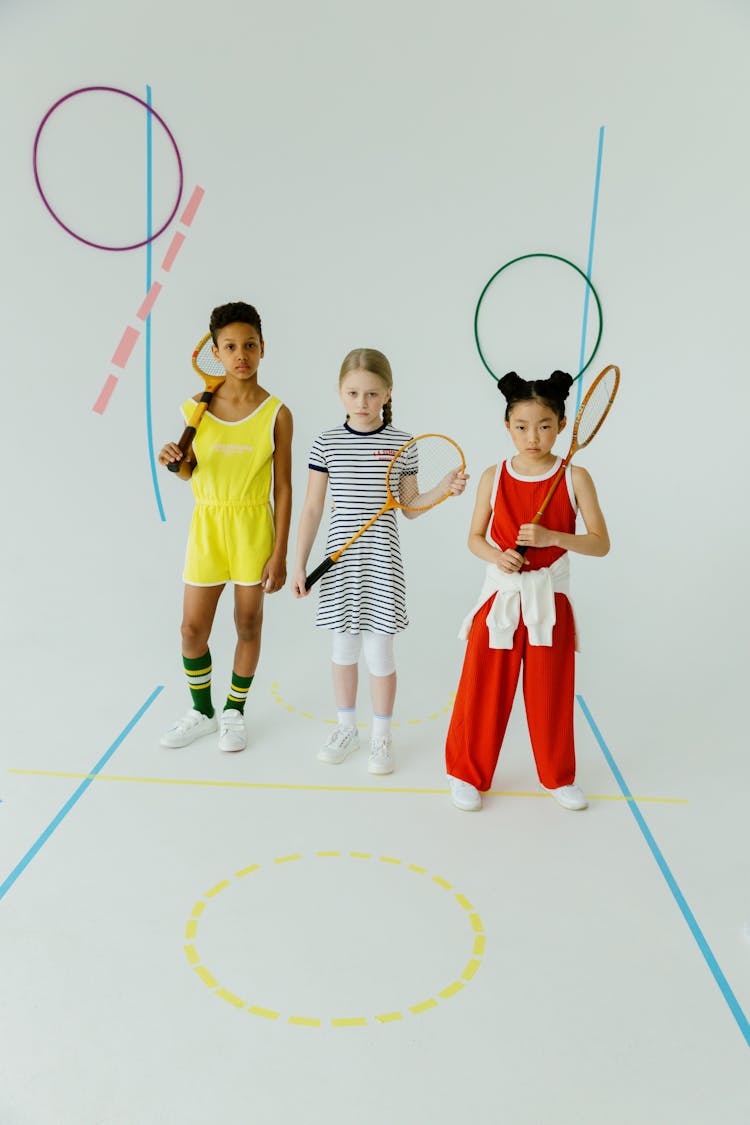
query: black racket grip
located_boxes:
[305,556,335,590]
[516,544,529,557]
[166,426,196,472]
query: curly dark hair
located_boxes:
[209,301,263,345]
[497,370,573,422]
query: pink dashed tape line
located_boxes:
[93,184,205,414]
[136,281,162,321]
[112,325,141,367]
[160,231,185,272]
[92,374,119,415]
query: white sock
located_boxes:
[372,713,392,740]
[337,707,357,729]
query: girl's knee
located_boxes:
[180,619,209,647]
[362,633,396,677]
[235,608,263,643]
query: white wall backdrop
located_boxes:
[2,0,748,859]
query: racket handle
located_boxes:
[516,544,529,557]
[166,426,197,472]
[305,556,335,590]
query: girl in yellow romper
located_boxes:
[158,302,293,752]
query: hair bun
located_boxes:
[547,370,573,399]
[497,371,530,400]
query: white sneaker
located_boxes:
[160,708,218,748]
[368,737,394,775]
[318,726,360,764]
[449,776,482,812]
[544,783,588,810]
[219,709,247,752]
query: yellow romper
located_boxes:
[182,395,283,586]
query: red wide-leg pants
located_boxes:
[445,592,576,791]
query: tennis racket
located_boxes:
[166,332,226,472]
[516,363,620,555]
[305,433,466,590]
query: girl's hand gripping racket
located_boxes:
[517,363,620,555]
[305,433,466,590]
[166,333,226,472]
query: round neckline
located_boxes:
[204,393,272,425]
[505,455,561,482]
[344,420,388,436]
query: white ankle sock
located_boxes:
[372,713,392,740]
[337,707,357,729]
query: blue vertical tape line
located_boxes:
[577,693,750,1049]
[576,126,605,410]
[0,686,164,904]
[146,85,166,522]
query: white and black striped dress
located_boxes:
[309,422,416,634]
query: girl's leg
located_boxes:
[522,594,577,791]
[181,583,224,712]
[160,584,224,748]
[318,633,362,764]
[231,584,265,678]
[445,603,524,791]
[331,632,361,715]
[362,632,396,775]
[215,584,266,752]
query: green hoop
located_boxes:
[473,252,603,383]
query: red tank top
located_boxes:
[489,459,577,572]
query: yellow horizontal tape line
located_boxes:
[275,854,302,864]
[8,770,689,803]
[248,1006,280,1020]
[432,876,452,890]
[331,1017,367,1027]
[455,894,473,910]
[380,856,401,865]
[235,865,260,878]
[289,1016,321,1028]
[3,767,674,804]
[375,1011,403,1023]
[439,981,464,999]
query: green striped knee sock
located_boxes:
[224,672,254,715]
[184,651,214,717]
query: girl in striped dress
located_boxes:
[292,348,467,775]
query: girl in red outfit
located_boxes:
[445,370,610,813]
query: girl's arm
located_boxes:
[291,469,329,598]
[468,466,526,574]
[262,406,294,593]
[399,467,469,520]
[516,465,610,557]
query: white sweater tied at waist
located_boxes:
[458,554,578,650]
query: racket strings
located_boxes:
[575,367,618,448]
[194,337,225,380]
[388,435,465,511]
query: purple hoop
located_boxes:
[32,85,184,252]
